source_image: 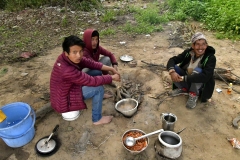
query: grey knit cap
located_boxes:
[191,32,207,43]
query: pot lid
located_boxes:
[36,138,57,153]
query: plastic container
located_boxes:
[62,110,80,121]
[0,102,36,148]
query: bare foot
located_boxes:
[103,90,113,99]
[103,93,113,99]
[93,116,113,125]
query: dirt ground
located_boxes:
[1,5,240,160]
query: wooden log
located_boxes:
[116,87,122,100]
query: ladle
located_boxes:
[125,129,164,147]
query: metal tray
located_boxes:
[120,55,133,62]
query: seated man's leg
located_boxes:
[86,69,102,76]
[82,86,113,125]
[99,56,111,66]
[186,67,203,109]
[171,65,189,96]
[174,65,186,76]
[99,56,111,75]
[82,68,102,76]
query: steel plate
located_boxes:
[120,55,133,62]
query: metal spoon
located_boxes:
[125,129,164,147]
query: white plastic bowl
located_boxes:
[61,110,80,121]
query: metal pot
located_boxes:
[158,131,182,159]
[161,113,177,131]
[122,129,149,154]
[115,98,138,117]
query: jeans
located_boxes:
[82,86,104,122]
[173,65,203,95]
[82,56,111,76]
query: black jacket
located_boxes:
[167,46,216,102]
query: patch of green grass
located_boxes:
[61,16,68,27]
[134,6,168,25]
[24,37,32,43]
[0,26,6,32]
[121,3,166,34]
[15,41,24,48]
[101,10,116,23]
[122,22,163,34]
[0,67,8,77]
[166,0,206,21]
[100,28,116,36]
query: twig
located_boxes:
[156,91,169,99]
[157,97,170,107]
[231,72,240,79]
[215,71,229,85]
[215,71,240,94]
[93,134,112,150]
[141,60,162,66]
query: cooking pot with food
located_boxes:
[158,131,182,159]
[122,129,149,154]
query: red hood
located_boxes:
[83,29,99,53]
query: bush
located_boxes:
[165,0,240,39]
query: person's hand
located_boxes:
[110,67,120,75]
[170,72,183,82]
[111,74,121,82]
[113,65,118,71]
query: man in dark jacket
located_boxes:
[50,35,120,125]
[167,32,216,109]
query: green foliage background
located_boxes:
[165,0,240,39]
[1,0,240,39]
[0,0,101,12]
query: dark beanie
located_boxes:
[92,30,99,37]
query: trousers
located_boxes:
[173,65,203,95]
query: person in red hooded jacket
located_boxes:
[50,35,121,125]
[83,29,118,75]
[83,29,119,98]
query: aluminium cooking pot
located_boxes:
[158,131,182,159]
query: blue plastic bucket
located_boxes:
[0,102,36,148]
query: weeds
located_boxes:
[101,10,116,23]
[100,28,116,36]
[61,16,68,27]
[121,2,167,34]
[164,0,240,39]
[0,67,8,77]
